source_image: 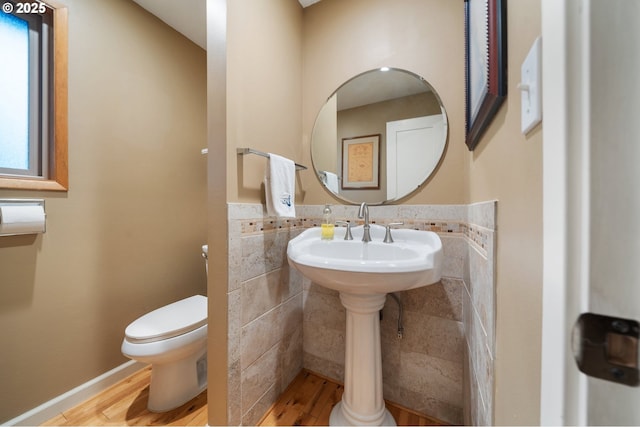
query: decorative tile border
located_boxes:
[240,218,305,234]
[467,224,490,257]
[236,215,490,258]
[238,217,467,235]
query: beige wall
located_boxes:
[225,0,302,425]
[208,1,304,425]
[226,0,303,204]
[304,0,543,424]
[0,0,544,424]
[467,0,543,425]
[302,0,467,206]
[0,0,207,421]
[305,1,543,424]
[310,94,337,174]
[205,0,229,424]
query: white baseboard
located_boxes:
[3,360,147,426]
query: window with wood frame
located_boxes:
[0,0,67,191]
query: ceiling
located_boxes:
[131,0,321,50]
[132,0,206,49]
[131,1,426,114]
[336,70,432,111]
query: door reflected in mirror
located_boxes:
[311,68,448,205]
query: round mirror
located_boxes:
[311,68,448,205]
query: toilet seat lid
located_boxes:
[125,295,207,344]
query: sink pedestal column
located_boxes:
[330,292,396,426]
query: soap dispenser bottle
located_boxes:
[321,204,334,240]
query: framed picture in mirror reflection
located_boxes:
[341,134,380,190]
[464,0,507,150]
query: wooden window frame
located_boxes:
[0,0,68,191]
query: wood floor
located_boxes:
[257,370,448,426]
[41,366,207,426]
[41,367,448,426]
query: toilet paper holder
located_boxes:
[0,199,46,237]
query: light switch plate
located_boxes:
[520,36,542,134]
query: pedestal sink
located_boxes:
[287,224,443,426]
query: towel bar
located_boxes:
[237,148,307,171]
[318,170,341,181]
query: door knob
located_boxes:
[572,312,639,386]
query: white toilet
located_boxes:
[121,245,208,412]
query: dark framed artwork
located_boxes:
[464,0,507,150]
[341,134,380,190]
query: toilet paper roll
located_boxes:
[0,205,46,236]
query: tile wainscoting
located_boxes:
[227,204,305,426]
[226,202,496,426]
[463,202,496,426]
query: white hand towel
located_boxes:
[265,153,296,218]
[323,171,339,193]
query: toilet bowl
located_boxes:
[121,246,209,412]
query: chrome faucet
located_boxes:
[358,202,372,242]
